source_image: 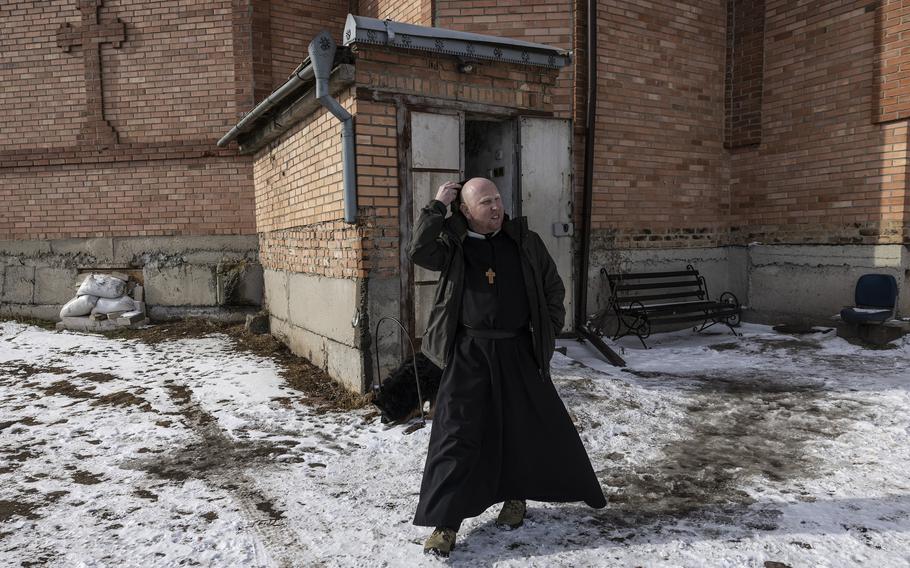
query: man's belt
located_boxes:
[462,326,527,339]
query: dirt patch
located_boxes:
[0,499,41,522]
[107,319,369,411]
[44,380,94,399]
[72,471,105,485]
[91,391,152,412]
[77,372,118,383]
[0,416,39,432]
[0,361,71,379]
[772,324,833,335]
[134,489,158,502]
[255,500,285,521]
[599,369,867,527]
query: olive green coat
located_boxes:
[408,199,566,378]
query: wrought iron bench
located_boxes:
[589,264,742,348]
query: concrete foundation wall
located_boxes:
[0,235,262,321]
[586,243,909,328]
[264,269,365,392]
[746,244,909,325]
[587,245,748,315]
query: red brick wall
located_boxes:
[726,0,766,148]
[254,92,400,279]
[268,0,349,91]
[254,45,559,279]
[353,45,561,111]
[1,0,240,149]
[731,0,907,245]
[357,0,431,25]
[589,0,730,248]
[434,0,574,118]
[0,159,255,239]
[0,0,257,240]
[875,0,910,124]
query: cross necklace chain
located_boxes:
[485,268,496,285]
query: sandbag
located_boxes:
[77,273,126,299]
[91,295,137,315]
[60,295,99,318]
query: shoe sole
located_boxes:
[424,543,455,557]
[495,520,523,529]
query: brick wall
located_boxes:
[0,0,257,241]
[726,0,766,148]
[250,93,349,275]
[357,0,431,25]
[590,0,730,248]
[268,0,348,91]
[731,0,908,245]
[1,159,254,239]
[353,45,561,111]
[435,0,574,118]
[0,0,241,147]
[875,0,910,123]
[254,45,560,279]
[253,94,352,233]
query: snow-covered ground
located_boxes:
[1,320,909,567]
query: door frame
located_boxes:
[395,99,564,356]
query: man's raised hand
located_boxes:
[435,181,461,206]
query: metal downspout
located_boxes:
[217,64,315,148]
[577,0,625,367]
[309,32,357,224]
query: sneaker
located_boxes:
[496,499,526,529]
[423,527,457,557]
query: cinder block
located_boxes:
[1,265,35,304]
[56,316,121,332]
[49,238,114,264]
[34,268,79,305]
[0,240,51,257]
[271,317,364,393]
[113,235,259,265]
[287,272,358,346]
[263,269,289,321]
[143,265,217,306]
[216,261,263,306]
[231,262,264,306]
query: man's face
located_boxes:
[460,180,503,234]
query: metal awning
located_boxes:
[343,15,570,69]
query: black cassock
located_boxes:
[413,231,606,529]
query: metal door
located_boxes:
[518,117,574,332]
[409,111,463,339]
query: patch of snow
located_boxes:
[1,320,909,567]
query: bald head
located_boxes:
[459,177,503,234]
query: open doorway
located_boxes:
[464,118,517,216]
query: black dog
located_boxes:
[372,352,443,424]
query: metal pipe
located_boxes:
[309,31,357,224]
[575,0,624,367]
[217,64,315,147]
[576,0,597,332]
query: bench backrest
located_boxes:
[603,265,708,308]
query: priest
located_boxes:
[409,177,606,557]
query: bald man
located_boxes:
[409,178,606,557]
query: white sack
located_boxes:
[77,274,126,299]
[92,295,137,315]
[60,295,99,318]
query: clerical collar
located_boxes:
[467,229,500,239]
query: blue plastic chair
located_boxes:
[840,274,899,324]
